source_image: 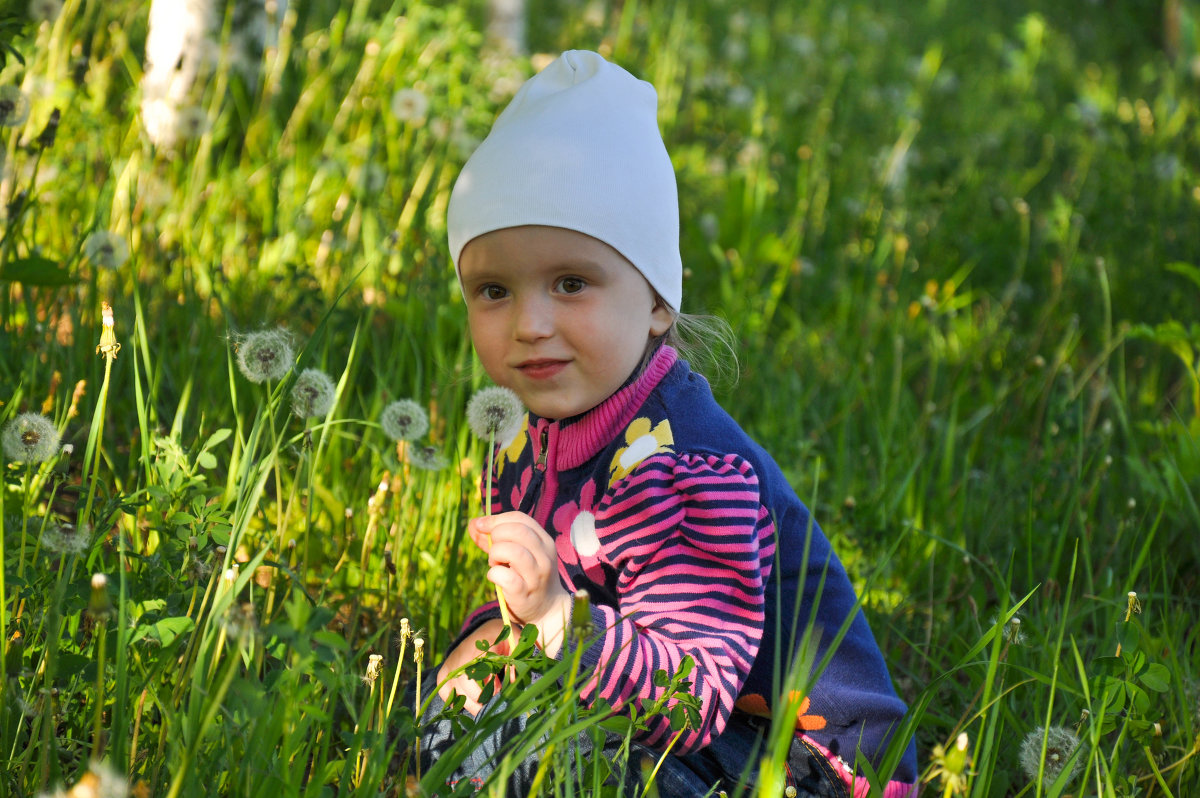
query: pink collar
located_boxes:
[529,345,677,471]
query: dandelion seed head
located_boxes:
[1019,726,1081,789]
[41,522,90,556]
[390,88,429,125]
[466,386,524,441]
[176,105,210,140]
[990,613,1027,646]
[28,0,63,22]
[2,412,61,463]
[91,573,107,590]
[221,602,258,643]
[235,328,294,383]
[407,444,448,471]
[91,758,131,798]
[290,368,336,418]
[0,85,31,128]
[191,558,212,581]
[363,653,384,685]
[380,399,429,442]
[83,231,130,270]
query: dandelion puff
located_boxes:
[28,0,62,23]
[290,368,336,418]
[1019,726,1081,790]
[466,386,524,443]
[390,88,429,125]
[2,412,61,464]
[175,105,210,140]
[83,231,130,270]
[41,523,90,556]
[220,602,259,645]
[0,85,31,128]
[407,443,448,472]
[235,328,294,383]
[380,399,429,442]
[40,758,130,798]
[90,758,131,798]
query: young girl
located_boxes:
[418,50,918,797]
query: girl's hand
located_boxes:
[470,512,573,657]
[436,618,510,716]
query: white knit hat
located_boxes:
[447,50,682,311]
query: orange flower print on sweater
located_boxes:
[734,692,828,732]
[608,417,673,482]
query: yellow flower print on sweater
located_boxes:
[494,417,528,479]
[608,417,674,483]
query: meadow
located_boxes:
[1,0,1198,795]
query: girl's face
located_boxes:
[459,225,675,420]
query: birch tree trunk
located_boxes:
[488,0,526,55]
[140,0,287,150]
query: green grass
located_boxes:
[1,0,1198,795]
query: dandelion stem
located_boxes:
[91,616,107,759]
[82,303,119,532]
[485,428,515,629]
[17,465,35,585]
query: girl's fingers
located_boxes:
[487,564,523,595]
[487,539,542,574]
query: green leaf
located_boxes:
[1128,682,1152,714]
[195,451,217,470]
[1116,620,1142,654]
[1092,676,1127,713]
[0,256,77,286]
[55,652,92,679]
[130,616,195,647]
[312,630,351,653]
[210,524,231,546]
[1166,261,1200,293]
[201,428,232,451]
[1139,663,1171,692]
[1092,655,1126,676]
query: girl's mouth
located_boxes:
[517,359,568,379]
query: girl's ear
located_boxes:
[649,296,675,338]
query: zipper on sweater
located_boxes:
[519,422,551,516]
[535,425,549,471]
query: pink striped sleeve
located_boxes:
[575,452,775,753]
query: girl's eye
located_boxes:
[480,284,508,301]
[556,277,585,294]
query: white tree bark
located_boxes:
[141,0,287,149]
[141,0,219,148]
[488,0,526,55]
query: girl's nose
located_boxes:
[512,295,554,342]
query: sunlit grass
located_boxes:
[1,0,1197,795]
